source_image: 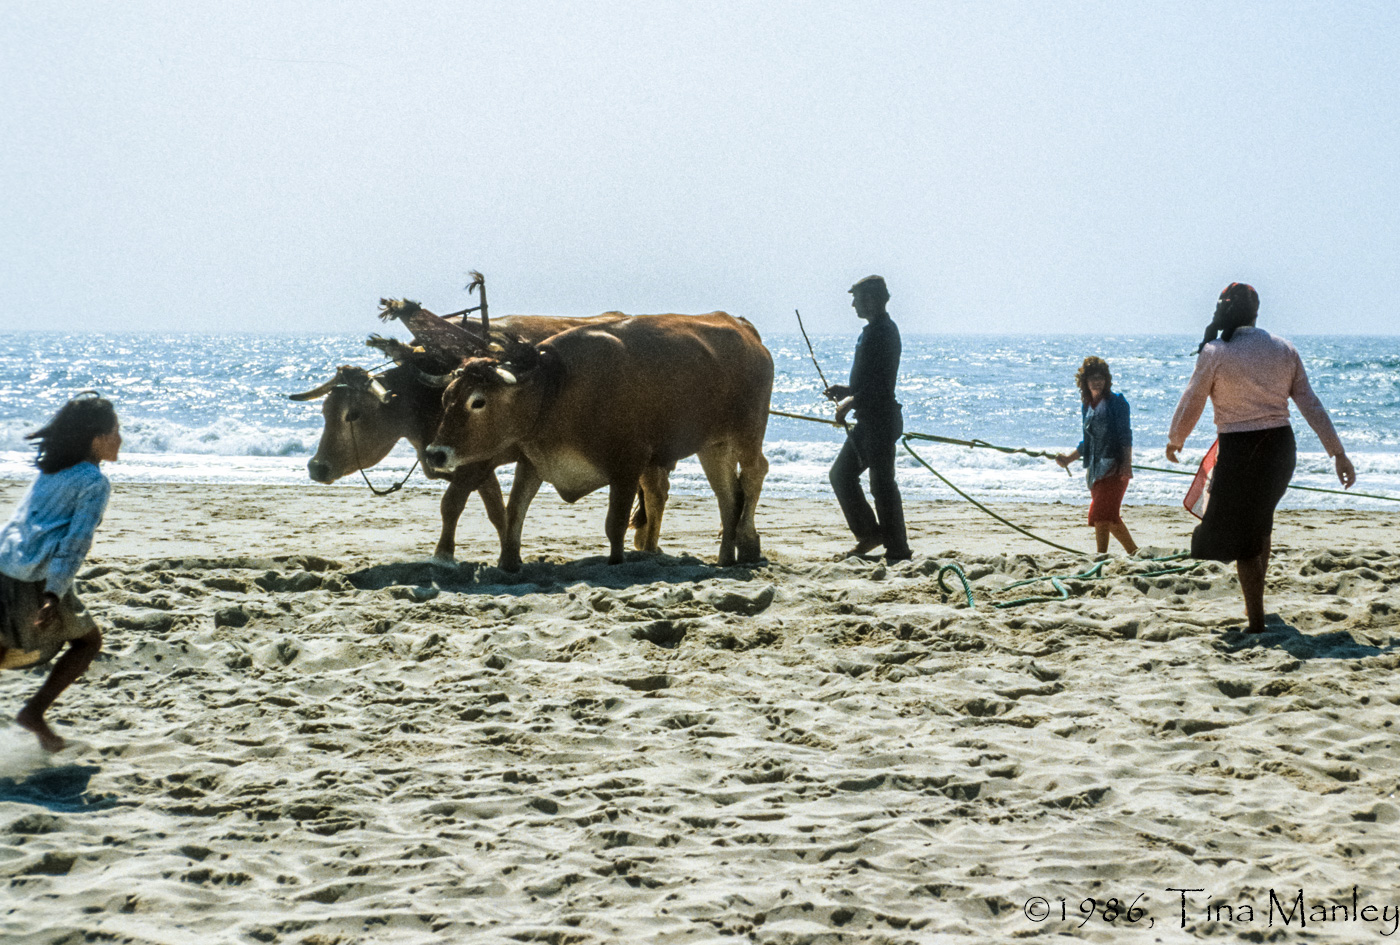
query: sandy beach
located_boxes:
[2,480,1399,944]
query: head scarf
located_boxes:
[1197,282,1259,354]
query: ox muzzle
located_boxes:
[307,457,335,483]
[424,444,458,475]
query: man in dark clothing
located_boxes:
[824,275,912,561]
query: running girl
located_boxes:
[0,393,120,751]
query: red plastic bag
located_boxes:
[1184,439,1219,520]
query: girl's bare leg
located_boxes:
[16,628,101,752]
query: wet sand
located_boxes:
[2,480,1399,943]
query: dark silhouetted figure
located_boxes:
[825,276,911,561]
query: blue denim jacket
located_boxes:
[1076,392,1133,488]
[0,462,111,595]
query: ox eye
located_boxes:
[469,396,487,411]
[345,410,361,423]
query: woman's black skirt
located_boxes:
[1191,425,1296,563]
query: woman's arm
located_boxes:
[1288,354,1356,487]
[1114,395,1134,473]
[1059,403,1088,468]
[1166,350,1217,461]
[1288,354,1344,456]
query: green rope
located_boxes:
[993,560,1103,608]
[936,563,976,607]
[1003,559,1107,590]
[933,556,1210,610]
[1131,462,1395,502]
[902,430,1064,463]
[900,437,1086,555]
[768,408,844,428]
[770,409,1400,503]
[995,577,1068,608]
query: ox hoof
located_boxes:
[427,554,456,567]
[497,556,523,573]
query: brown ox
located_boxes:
[423,313,773,570]
[290,312,627,562]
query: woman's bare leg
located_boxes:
[16,628,101,752]
[1108,522,1137,555]
[1094,522,1110,554]
[1237,536,1272,633]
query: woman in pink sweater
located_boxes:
[1166,283,1356,633]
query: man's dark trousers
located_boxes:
[829,407,910,557]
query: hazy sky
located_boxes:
[3,2,1397,336]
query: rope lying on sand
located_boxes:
[935,555,1203,609]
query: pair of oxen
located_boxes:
[291,300,774,571]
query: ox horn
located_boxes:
[414,367,457,389]
[288,372,343,401]
[367,378,393,404]
[494,367,518,384]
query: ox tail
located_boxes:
[631,490,647,530]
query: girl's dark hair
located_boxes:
[26,392,119,474]
[1197,282,1259,354]
[1074,356,1112,404]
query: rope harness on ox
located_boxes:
[348,414,419,496]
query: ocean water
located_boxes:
[1,331,1397,511]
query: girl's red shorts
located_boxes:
[1088,475,1130,525]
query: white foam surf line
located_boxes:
[2,444,1398,509]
